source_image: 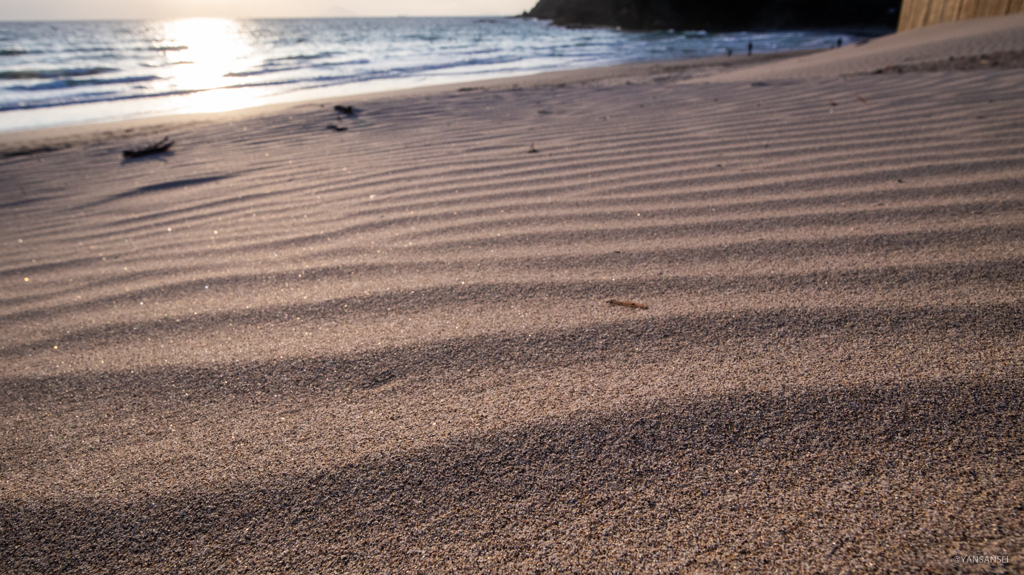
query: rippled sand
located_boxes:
[2,14,1023,573]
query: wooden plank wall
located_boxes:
[898,0,1024,30]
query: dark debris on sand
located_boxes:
[122,136,174,159]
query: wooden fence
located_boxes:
[898,0,1024,31]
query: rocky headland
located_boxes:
[525,0,900,31]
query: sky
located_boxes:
[1,0,539,21]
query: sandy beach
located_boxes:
[2,13,1024,573]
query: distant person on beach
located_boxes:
[748,42,753,56]
[837,38,843,48]
[726,47,733,56]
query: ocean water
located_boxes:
[0,17,866,132]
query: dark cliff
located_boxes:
[526,0,900,31]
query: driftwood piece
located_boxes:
[334,105,355,115]
[607,299,649,310]
[123,137,173,159]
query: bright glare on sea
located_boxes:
[0,17,867,132]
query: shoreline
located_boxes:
[5,11,1024,152]
[0,16,862,140]
[0,49,819,152]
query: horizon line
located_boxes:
[0,14,536,23]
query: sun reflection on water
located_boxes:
[155,18,264,114]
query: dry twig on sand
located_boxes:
[608,299,648,309]
[123,137,174,159]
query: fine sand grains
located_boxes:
[2,19,1024,573]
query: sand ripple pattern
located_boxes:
[1,52,1023,572]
